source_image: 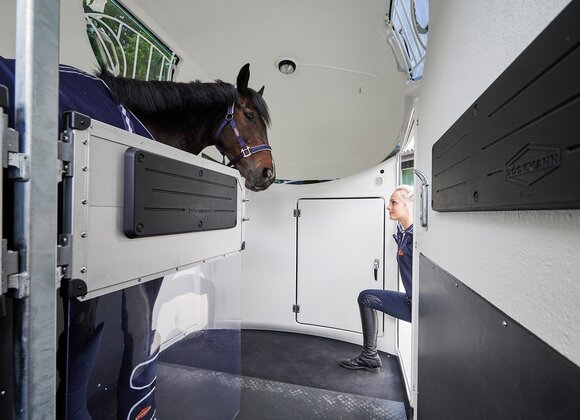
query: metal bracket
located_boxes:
[2,118,29,181]
[58,130,75,178]
[1,239,19,295]
[57,111,90,180]
[414,169,430,229]
[64,111,91,131]
[7,272,30,299]
[59,278,87,298]
[57,234,73,273]
[2,120,19,168]
[8,151,30,181]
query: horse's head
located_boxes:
[214,64,275,192]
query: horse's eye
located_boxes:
[244,112,255,122]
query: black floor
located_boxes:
[154,329,409,419]
[241,329,407,401]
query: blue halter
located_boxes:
[213,102,272,167]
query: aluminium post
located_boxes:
[13,0,60,418]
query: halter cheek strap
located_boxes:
[213,103,272,167]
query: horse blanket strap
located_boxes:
[213,103,272,167]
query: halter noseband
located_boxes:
[213,103,272,167]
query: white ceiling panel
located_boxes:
[118,0,411,179]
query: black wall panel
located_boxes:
[124,148,238,238]
[418,254,580,419]
[432,1,580,212]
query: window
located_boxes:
[83,0,179,81]
[387,0,429,81]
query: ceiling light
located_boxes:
[278,59,296,75]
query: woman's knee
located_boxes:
[358,290,370,305]
[358,290,381,308]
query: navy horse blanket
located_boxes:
[0,56,152,139]
[1,56,157,418]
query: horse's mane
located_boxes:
[98,70,235,116]
[97,70,270,126]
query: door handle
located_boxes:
[414,169,430,229]
[373,259,380,281]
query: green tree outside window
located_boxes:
[83,0,178,81]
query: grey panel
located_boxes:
[418,254,580,419]
[432,1,580,212]
[124,148,238,238]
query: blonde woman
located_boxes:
[340,185,414,373]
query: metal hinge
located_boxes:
[293,209,301,217]
[292,304,300,313]
[58,130,75,178]
[7,152,30,181]
[58,111,91,180]
[2,240,29,299]
[2,122,30,181]
[7,272,30,299]
[1,239,19,295]
[57,234,72,271]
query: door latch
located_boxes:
[373,259,380,281]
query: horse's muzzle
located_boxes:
[246,166,275,191]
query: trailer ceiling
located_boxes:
[0,0,413,181]
[122,0,410,181]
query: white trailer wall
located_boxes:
[414,0,579,405]
[240,157,402,355]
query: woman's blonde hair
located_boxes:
[394,185,414,204]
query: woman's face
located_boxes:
[387,190,409,222]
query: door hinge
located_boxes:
[2,239,19,295]
[2,113,30,181]
[2,240,29,299]
[57,234,73,271]
[293,209,301,217]
[292,304,300,313]
[7,272,30,299]
[58,131,75,178]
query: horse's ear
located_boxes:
[258,86,265,96]
[237,63,250,92]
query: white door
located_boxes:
[296,198,385,333]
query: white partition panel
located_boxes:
[65,120,245,299]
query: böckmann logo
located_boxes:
[505,144,560,187]
[189,202,212,219]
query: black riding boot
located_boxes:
[339,304,382,373]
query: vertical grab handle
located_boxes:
[414,169,430,229]
[373,259,380,281]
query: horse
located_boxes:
[0,56,275,419]
[0,56,275,191]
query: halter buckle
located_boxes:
[225,113,234,121]
[241,146,253,157]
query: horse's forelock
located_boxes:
[247,88,271,127]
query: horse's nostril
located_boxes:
[262,167,274,181]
